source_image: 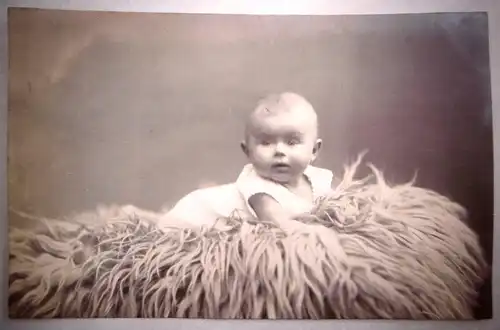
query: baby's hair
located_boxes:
[244,92,318,141]
[254,92,316,117]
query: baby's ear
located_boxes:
[312,138,322,160]
[314,139,322,153]
[240,141,249,156]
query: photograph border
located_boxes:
[1,1,498,329]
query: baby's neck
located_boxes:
[282,174,314,202]
[281,174,306,189]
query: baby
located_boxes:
[236,92,333,224]
[156,92,334,229]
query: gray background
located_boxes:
[2,1,499,329]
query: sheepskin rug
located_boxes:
[8,158,488,319]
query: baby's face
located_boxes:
[244,110,320,185]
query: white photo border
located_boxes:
[1,1,498,329]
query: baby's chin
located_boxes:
[252,166,299,184]
[262,172,296,185]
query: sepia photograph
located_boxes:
[7,8,493,320]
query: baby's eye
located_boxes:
[287,139,301,145]
[260,140,271,146]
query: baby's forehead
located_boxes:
[247,106,318,138]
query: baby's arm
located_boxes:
[236,165,290,223]
[248,193,312,232]
[236,165,310,229]
[247,193,292,224]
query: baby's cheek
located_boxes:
[293,152,315,169]
[291,146,312,159]
[254,146,273,161]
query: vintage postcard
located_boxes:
[7,8,493,320]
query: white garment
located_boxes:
[235,163,334,217]
[158,164,333,229]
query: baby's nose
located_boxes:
[274,142,287,155]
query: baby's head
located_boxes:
[241,92,322,185]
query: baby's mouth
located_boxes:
[272,163,290,170]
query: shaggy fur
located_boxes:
[8,157,488,319]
